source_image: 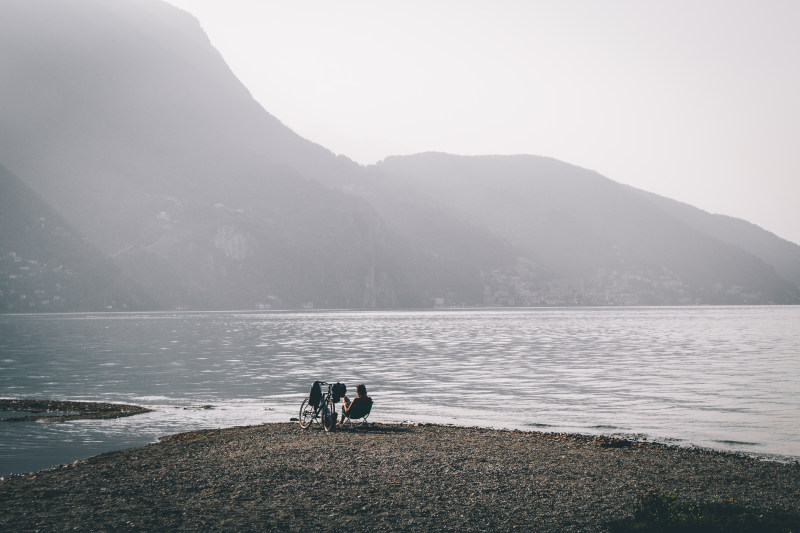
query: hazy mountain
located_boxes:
[633,190,800,288]
[372,153,800,305]
[0,164,151,312]
[0,0,423,309]
[1,0,796,310]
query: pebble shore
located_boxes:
[1,417,799,532]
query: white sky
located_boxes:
[163,0,800,245]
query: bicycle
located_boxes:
[298,381,337,432]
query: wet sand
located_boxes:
[1,416,798,532]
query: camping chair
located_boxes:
[340,398,373,426]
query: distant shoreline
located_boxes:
[1,420,798,531]
[2,303,800,316]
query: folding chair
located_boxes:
[340,398,373,426]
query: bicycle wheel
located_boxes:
[299,397,314,429]
[322,398,335,432]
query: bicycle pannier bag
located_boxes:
[310,381,322,408]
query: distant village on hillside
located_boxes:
[478,259,769,308]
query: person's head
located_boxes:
[356,383,367,397]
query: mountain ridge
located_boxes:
[631,189,800,287]
[370,152,799,305]
[0,0,418,310]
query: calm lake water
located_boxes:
[1,306,799,476]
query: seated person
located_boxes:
[340,383,372,423]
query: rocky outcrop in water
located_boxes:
[0,399,151,422]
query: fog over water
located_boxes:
[1,306,799,477]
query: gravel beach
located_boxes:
[1,418,799,532]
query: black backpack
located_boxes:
[331,382,347,403]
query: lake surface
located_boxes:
[1,307,799,476]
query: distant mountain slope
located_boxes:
[0,164,151,312]
[633,190,800,288]
[0,0,512,310]
[0,0,423,309]
[0,0,348,250]
[372,153,799,305]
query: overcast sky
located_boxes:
[163,0,799,245]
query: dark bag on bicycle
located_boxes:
[331,382,347,403]
[310,381,322,408]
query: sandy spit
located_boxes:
[1,420,798,532]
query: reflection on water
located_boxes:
[1,306,799,476]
